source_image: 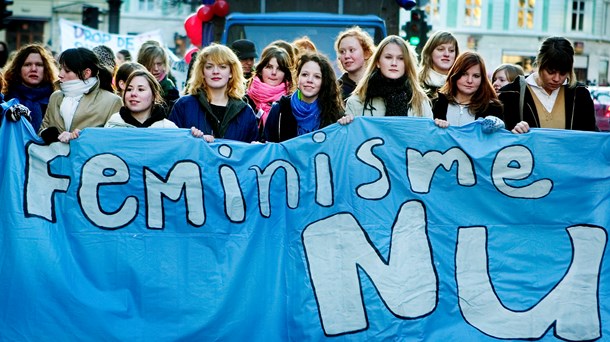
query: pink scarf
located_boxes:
[247,76,289,125]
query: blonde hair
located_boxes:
[186,43,245,99]
[418,31,459,82]
[334,26,375,73]
[354,35,429,116]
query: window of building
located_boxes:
[517,0,535,29]
[571,0,585,31]
[427,0,441,21]
[600,59,609,86]
[5,20,44,51]
[605,2,610,36]
[139,0,155,12]
[464,0,481,27]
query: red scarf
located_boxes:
[247,76,289,125]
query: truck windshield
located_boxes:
[227,24,382,73]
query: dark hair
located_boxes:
[440,51,502,115]
[296,53,344,127]
[114,61,146,94]
[535,36,576,87]
[270,40,297,68]
[249,45,294,92]
[0,42,8,68]
[3,43,58,91]
[59,47,114,92]
[117,49,132,61]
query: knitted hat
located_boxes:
[93,45,117,70]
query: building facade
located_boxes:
[3,0,192,55]
[5,0,609,85]
[405,0,610,85]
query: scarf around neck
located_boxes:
[290,90,321,136]
[60,77,97,97]
[59,77,98,130]
[8,83,53,132]
[425,68,447,88]
[247,76,288,125]
[365,71,412,116]
[119,104,167,127]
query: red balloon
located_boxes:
[213,0,230,18]
[184,14,203,47]
[197,5,214,22]
[184,47,199,65]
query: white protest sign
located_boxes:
[59,18,164,55]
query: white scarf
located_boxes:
[425,68,447,88]
[59,77,97,130]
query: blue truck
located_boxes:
[220,12,388,72]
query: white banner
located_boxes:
[59,18,164,55]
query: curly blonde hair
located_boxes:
[186,43,245,99]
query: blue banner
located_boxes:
[1,112,609,341]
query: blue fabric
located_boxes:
[5,83,53,132]
[291,90,321,135]
[1,113,609,341]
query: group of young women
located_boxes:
[336,30,596,134]
[1,30,597,146]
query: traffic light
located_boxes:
[82,5,99,29]
[0,0,13,30]
[403,9,430,52]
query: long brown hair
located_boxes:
[440,51,501,115]
[248,45,294,93]
[3,44,58,91]
[297,53,344,127]
[122,69,164,108]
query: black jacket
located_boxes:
[432,92,503,121]
[264,95,297,142]
[498,76,596,131]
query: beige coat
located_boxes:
[40,80,122,134]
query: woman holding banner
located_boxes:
[432,51,503,127]
[169,43,258,143]
[3,44,58,132]
[39,47,122,144]
[499,36,596,133]
[264,52,344,142]
[105,69,178,128]
[338,35,432,123]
